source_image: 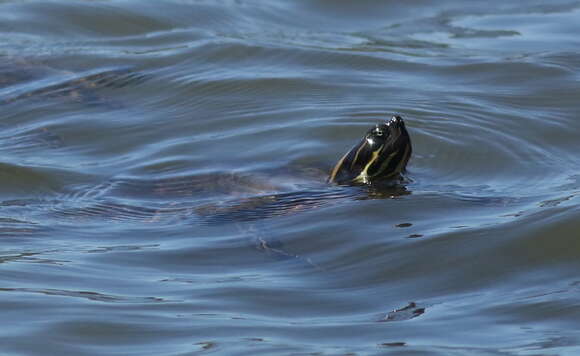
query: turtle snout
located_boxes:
[388,115,403,125]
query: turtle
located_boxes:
[187,114,413,224]
[48,115,412,264]
[49,115,412,225]
[34,115,412,265]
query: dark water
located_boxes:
[1,1,580,355]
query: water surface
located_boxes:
[1,1,580,355]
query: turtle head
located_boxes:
[328,115,412,185]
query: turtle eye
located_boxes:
[374,128,384,136]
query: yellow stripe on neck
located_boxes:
[353,149,380,184]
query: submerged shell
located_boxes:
[47,169,409,226]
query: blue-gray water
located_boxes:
[2,1,580,355]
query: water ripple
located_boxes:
[1,0,580,354]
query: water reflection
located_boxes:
[1,57,147,106]
[1,0,580,354]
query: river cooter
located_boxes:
[50,115,412,231]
